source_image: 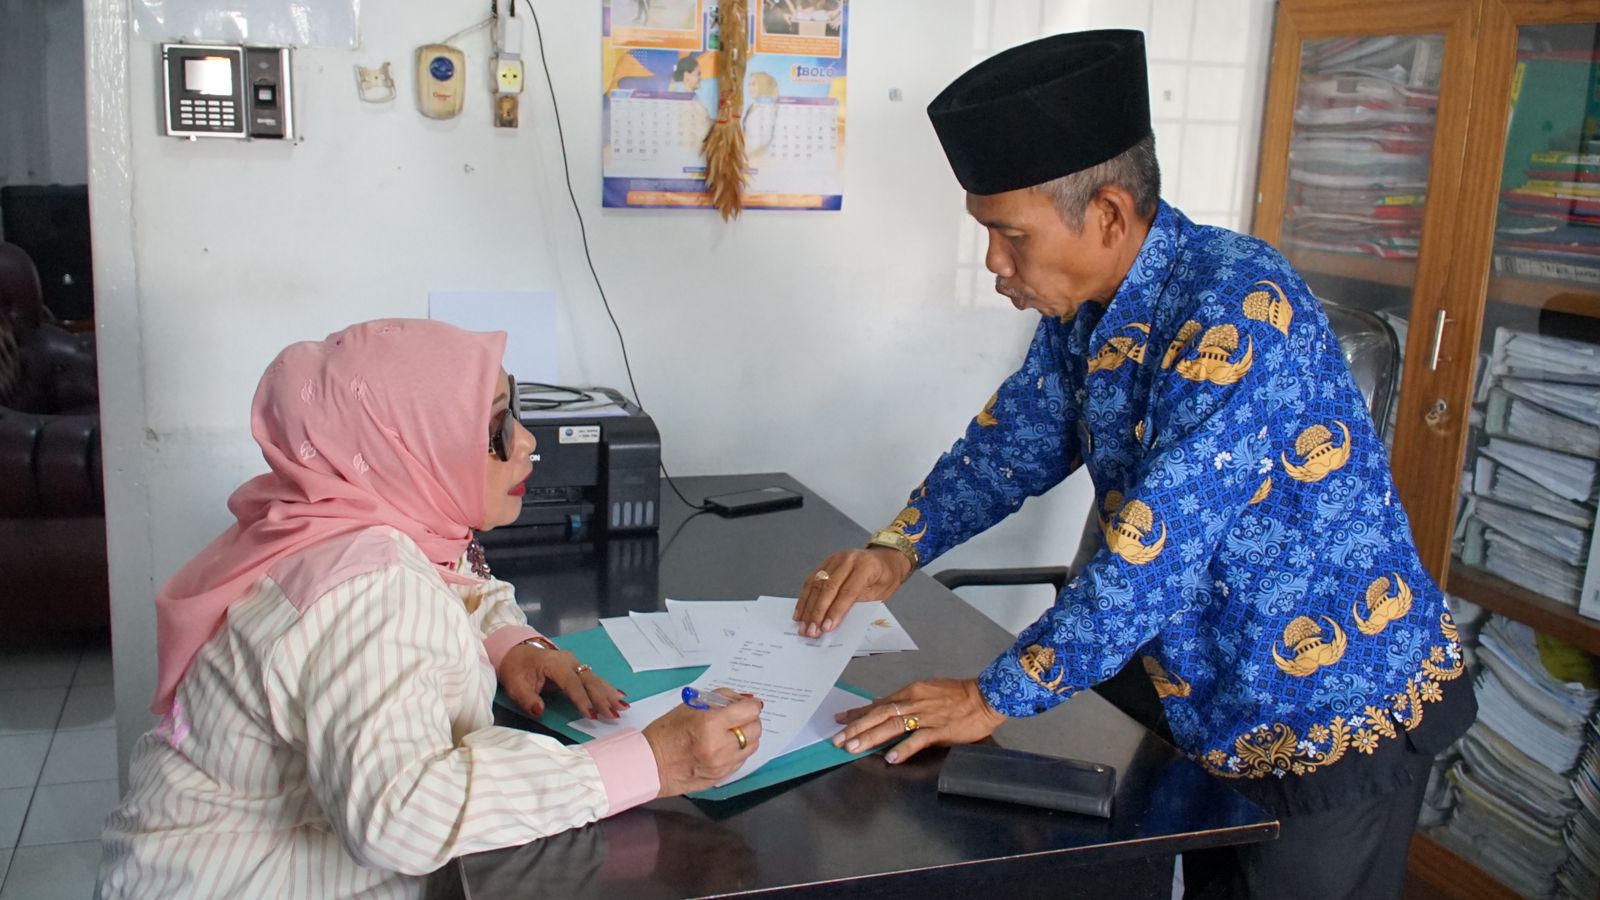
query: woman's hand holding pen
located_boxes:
[644,690,764,797]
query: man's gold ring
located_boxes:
[574,663,592,675]
[902,716,919,733]
[813,570,831,582]
[731,726,748,750]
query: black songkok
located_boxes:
[927,30,1152,195]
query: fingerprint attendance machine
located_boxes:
[162,43,294,140]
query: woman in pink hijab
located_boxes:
[101,319,762,899]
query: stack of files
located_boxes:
[1473,455,1594,530]
[1430,617,1600,899]
[1487,387,1600,459]
[1283,36,1441,260]
[601,597,917,673]
[1476,618,1597,771]
[1458,325,1600,615]
[1557,738,1600,899]
[1459,498,1590,609]
[1489,327,1600,386]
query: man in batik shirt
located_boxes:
[795,30,1474,899]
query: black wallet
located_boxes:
[937,744,1116,818]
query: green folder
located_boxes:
[494,625,877,801]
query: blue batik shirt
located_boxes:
[891,202,1470,801]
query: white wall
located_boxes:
[88,0,1276,774]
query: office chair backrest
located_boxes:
[1320,301,1399,441]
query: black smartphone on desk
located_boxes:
[704,486,804,517]
[938,744,1116,817]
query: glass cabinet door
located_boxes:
[1275,33,1447,448]
[1451,22,1600,628]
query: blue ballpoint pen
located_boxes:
[681,686,736,710]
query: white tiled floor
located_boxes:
[0,638,116,899]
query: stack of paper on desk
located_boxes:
[574,597,878,787]
[599,598,916,673]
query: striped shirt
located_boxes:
[100,526,658,899]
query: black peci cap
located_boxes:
[927,30,1152,195]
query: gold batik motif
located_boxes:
[1143,656,1192,699]
[1201,614,1465,779]
[1162,320,1203,369]
[1174,324,1253,385]
[1283,422,1352,483]
[1353,574,1413,636]
[1248,476,1272,505]
[1100,491,1168,565]
[1019,644,1069,693]
[1243,280,1293,336]
[1271,615,1347,677]
[977,393,1000,427]
[1087,323,1150,375]
[887,506,926,543]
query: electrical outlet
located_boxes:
[495,58,524,95]
[495,94,519,128]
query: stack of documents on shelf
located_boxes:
[1487,388,1600,458]
[1432,617,1600,899]
[1458,326,1600,617]
[1490,328,1600,386]
[1559,738,1600,898]
[1458,485,1597,609]
[1282,35,1441,260]
[600,597,916,672]
[1473,457,1594,529]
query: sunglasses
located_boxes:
[489,374,522,462]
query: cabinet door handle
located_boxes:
[1428,310,1453,371]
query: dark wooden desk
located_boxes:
[462,474,1276,898]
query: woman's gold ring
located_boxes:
[813,570,831,582]
[902,716,919,733]
[731,726,748,750]
[574,663,592,675]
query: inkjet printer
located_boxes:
[501,386,661,542]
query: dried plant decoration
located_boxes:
[703,0,750,220]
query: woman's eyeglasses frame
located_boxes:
[489,374,521,462]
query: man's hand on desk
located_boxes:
[832,678,1007,764]
[644,691,764,797]
[499,643,628,721]
[794,547,913,638]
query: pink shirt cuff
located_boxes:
[583,729,660,816]
[483,625,544,670]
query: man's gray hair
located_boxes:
[1032,133,1161,230]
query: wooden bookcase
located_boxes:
[1255,2,1600,897]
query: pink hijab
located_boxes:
[150,319,508,714]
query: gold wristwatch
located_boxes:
[866,529,920,568]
